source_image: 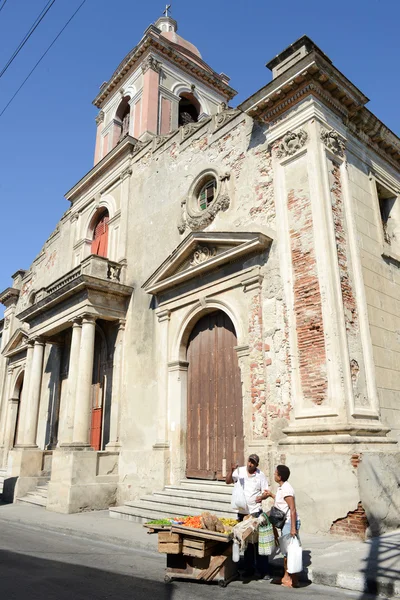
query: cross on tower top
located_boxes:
[163,4,171,17]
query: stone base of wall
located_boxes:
[269,449,400,537]
[47,449,118,514]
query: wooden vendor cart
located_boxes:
[146,523,238,587]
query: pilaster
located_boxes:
[139,54,161,139]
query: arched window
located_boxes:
[116,96,131,142]
[91,209,109,258]
[178,93,200,126]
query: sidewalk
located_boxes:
[0,502,398,597]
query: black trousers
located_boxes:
[237,511,269,576]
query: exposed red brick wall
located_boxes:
[330,502,369,540]
[288,188,327,405]
[249,292,268,437]
[330,163,357,331]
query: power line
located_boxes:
[0,0,56,79]
[0,0,87,118]
[0,0,8,14]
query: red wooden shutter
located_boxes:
[91,214,109,257]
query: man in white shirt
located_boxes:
[226,454,270,579]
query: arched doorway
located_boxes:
[186,311,244,480]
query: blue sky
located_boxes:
[0,0,399,317]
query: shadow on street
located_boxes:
[0,548,174,600]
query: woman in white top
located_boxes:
[265,464,300,588]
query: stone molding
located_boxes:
[320,127,346,156]
[276,129,308,158]
[141,55,161,74]
[241,273,264,293]
[153,131,176,151]
[168,360,189,372]
[119,167,132,181]
[95,111,105,125]
[234,344,250,358]
[178,171,231,233]
[156,309,171,323]
[190,246,217,266]
[180,120,207,143]
[213,103,241,132]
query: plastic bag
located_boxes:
[231,480,248,512]
[258,523,275,556]
[287,536,303,574]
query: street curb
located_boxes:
[0,512,399,597]
[306,568,400,598]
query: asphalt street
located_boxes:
[0,520,380,600]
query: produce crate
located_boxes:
[158,531,182,554]
[158,525,237,587]
[164,544,237,587]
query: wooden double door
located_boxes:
[186,311,244,480]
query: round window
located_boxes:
[198,179,217,211]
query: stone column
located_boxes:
[59,319,82,446]
[23,337,45,448]
[14,339,34,447]
[72,315,96,447]
[106,319,125,451]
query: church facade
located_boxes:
[0,15,399,535]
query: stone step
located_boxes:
[143,492,233,511]
[17,495,47,508]
[175,481,232,495]
[161,487,232,503]
[109,503,236,523]
[112,498,236,522]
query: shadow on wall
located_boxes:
[247,120,267,152]
[358,523,400,599]
[0,548,174,600]
[357,457,400,599]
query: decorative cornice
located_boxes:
[93,32,236,108]
[276,129,308,158]
[141,54,161,74]
[180,120,207,143]
[0,287,20,307]
[320,127,346,156]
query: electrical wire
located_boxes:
[0,0,87,118]
[0,0,8,15]
[0,0,56,79]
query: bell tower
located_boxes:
[93,11,236,164]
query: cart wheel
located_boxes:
[218,580,227,588]
[164,575,172,584]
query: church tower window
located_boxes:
[178,93,200,126]
[116,97,131,142]
[198,179,216,211]
[91,210,109,258]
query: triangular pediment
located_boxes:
[2,328,29,358]
[143,231,272,295]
